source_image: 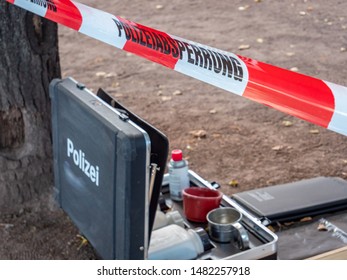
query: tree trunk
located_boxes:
[0,3,61,211]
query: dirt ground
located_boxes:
[1,0,347,259]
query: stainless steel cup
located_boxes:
[207,207,250,250]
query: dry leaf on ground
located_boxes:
[190,129,207,138]
[228,179,239,187]
[317,223,328,231]
[161,96,172,101]
[238,44,251,50]
[282,120,293,127]
[256,38,264,43]
[272,145,284,151]
[290,67,299,72]
[95,71,106,77]
[172,90,182,96]
[209,109,217,114]
[309,129,320,134]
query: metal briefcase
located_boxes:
[50,77,277,260]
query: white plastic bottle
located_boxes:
[148,224,212,260]
[168,149,190,201]
[152,210,185,230]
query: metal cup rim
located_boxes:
[206,207,242,226]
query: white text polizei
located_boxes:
[67,138,100,186]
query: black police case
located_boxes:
[50,77,152,259]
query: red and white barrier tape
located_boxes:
[6,0,347,137]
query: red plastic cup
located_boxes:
[183,187,223,222]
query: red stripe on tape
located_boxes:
[7,0,15,4]
[239,56,335,128]
[117,17,179,69]
[46,0,82,31]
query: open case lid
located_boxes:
[96,88,169,237]
[50,77,168,259]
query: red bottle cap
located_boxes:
[171,149,183,161]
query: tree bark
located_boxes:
[0,3,61,211]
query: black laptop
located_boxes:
[232,177,347,225]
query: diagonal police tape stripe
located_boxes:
[241,57,335,129]
[115,17,179,69]
[12,0,82,29]
[6,0,347,137]
[45,0,82,31]
[14,0,47,17]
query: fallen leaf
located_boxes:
[238,44,251,50]
[112,82,120,87]
[256,38,264,43]
[76,234,89,250]
[238,5,250,11]
[342,159,347,164]
[299,11,307,16]
[283,222,295,226]
[282,120,293,127]
[286,52,295,56]
[105,72,116,78]
[340,47,346,52]
[228,179,239,187]
[209,109,217,114]
[229,125,242,132]
[190,130,207,138]
[272,145,284,151]
[317,223,328,231]
[161,96,172,101]
[300,217,312,222]
[290,67,299,72]
[172,90,182,96]
[267,225,275,232]
[309,129,320,134]
[156,4,163,10]
[95,71,106,77]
